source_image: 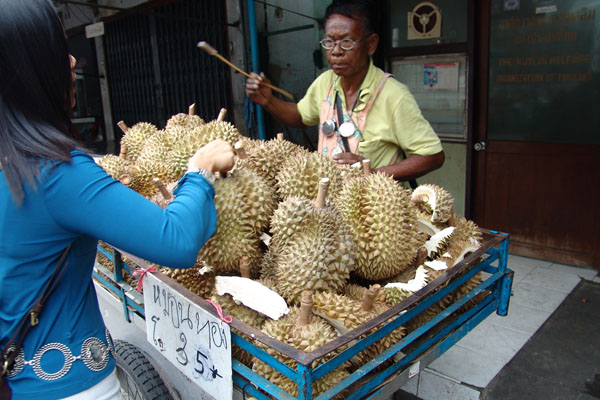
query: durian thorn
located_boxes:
[298,290,313,327]
[362,284,381,311]
[412,193,429,204]
[153,177,172,200]
[276,132,284,141]
[188,103,196,115]
[217,108,227,122]
[117,120,129,134]
[314,177,330,209]
[239,256,252,278]
[234,140,248,159]
[362,159,372,177]
[118,144,128,160]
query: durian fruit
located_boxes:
[199,168,275,275]
[119,121,159,162]
[252,291,349,398]
[335,170,424,281]
[275,152,345,201]
[165,104,205,131]
[412,184,454,225]
[344,283,386,305]
[165,129,207,179]
[270,179,356,304]
[96,153,132,182]
[192,108,242,147]
[312,286,406,371]
[128,158,173,198]
[235,134,309,190]
[159,260,216,299]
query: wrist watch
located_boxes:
[186,167,216,185]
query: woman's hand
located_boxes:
[188,139,235,173]
[246,72,272,107]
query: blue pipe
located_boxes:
[247,0,266,140]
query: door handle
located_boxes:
[474,141,486,151]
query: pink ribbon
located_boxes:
[204,299,233,324]
[132,266,157,292]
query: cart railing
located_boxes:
[93,229,512,400]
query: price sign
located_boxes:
[143,273,232,399]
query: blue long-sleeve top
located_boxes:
[0,150,217,399]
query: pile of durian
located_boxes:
[95,105,486,397]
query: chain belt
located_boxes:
[5,329,115,381]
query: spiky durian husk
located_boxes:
[259,248,279,284]
[159,262,216,299]
[269,197,356,304]
[275,221,355,304]
[383,287,414,307]
[97,154,132,181]
[335,173,423,281]
[275,152,344,201]
[129,159,173,198]
[236,137,309,189]
[136,130,171,164]
[120,122,158,162]
[312,292,406,370]
[252,307,349,398]
[165,130,207,180]
[194,120,243,147]
[165,113,205,131]
[412,184,454,224]
[198,170,273,275]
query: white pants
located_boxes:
[59,369,123,400]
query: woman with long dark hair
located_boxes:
[0,1,234,398]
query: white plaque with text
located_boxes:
[143,273,232,399]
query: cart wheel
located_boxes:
[113,339,174,400]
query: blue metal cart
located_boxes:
[93,228,512,400]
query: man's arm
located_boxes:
[376,151,444,181]
[246,72,306,129]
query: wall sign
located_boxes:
[143,273,232,399]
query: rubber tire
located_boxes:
[113,339,174,400]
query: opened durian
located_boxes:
[269,179,356,304]
[275,152,345,201]
[335,170,424,281]
[412,184,454,225]
[252,291,349,398]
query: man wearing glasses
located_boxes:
[246,0,444,184]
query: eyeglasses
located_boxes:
[320,38,363,51]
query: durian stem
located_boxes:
[118,144,128,160]
[362,284,381,311]
[362,159,372,176]
[239,256,252,278]
[314,178,330,209]
[276,132,284,141]
[189,103,196,115]
[298,290,313,327]
[153,178,172,200]
[117,120,129,134]
[119,174,132,186]
[217,108,227,122]
[234,140,248,159]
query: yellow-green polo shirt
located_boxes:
[297,59,443,169]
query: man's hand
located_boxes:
[332,151,366,165]
[246,72,272,107]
